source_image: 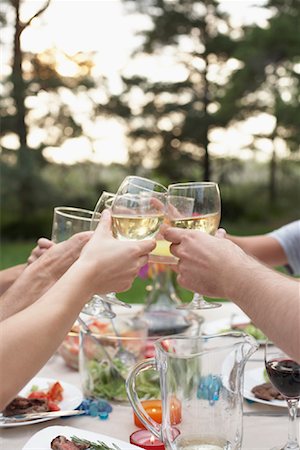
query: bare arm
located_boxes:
[162,227,300,363]
[0,237,53,297]
[0,234,90,322]
[0,265,26,295]
[0,211,155,410]
[227,234,288,267]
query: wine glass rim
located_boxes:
[122,175,167,192]
[54,206,94,221]
[168,182,218,190]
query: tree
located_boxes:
[218,0,300,203]
[103,0,238,182]
[0,0,99,236]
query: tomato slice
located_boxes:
[27,391,48,400]
[47,381,64,402]
[47,400,60,411]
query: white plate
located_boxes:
[202,315,266,344]
[202,314,250,335]
[22,425,141,449]
[0,377,83,428]
[243,367,298,408]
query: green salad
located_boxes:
[221,322,267,342]
[84,358,160,402]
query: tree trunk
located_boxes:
[201,3,211,181]
[269,142,277,206]
[12,0,27,151]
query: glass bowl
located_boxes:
[79,313,160,403]
[58,325,80,370]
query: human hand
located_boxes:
[27,238,54,265]
[30,232,92,286]
[78,210,156,294]
[161,226,246,298]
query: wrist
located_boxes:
[222,247,262,301]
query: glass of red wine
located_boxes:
[265,341,300,450]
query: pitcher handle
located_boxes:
[126,358,162,441]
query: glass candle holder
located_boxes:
[130,430,165,450]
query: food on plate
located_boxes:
[222,321,267,341]
[2,381,64,416]
[51,435,121,450]
[2,397,48,417]
[251,382,284,401]
[233,322,267,341]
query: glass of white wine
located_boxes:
[51,204,130,319]
[167,182,222,310]
[111,176,167,242]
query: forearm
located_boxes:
[0,263,57,322]
[227,235,288,267]
[0,260,94,410]
[0,265,26,295]
[226,258,300,362]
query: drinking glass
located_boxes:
[265,341,300,450]
[89,191,131,314]
[111,176,167,241]
[51,205,130,318]
[167,182,221,310]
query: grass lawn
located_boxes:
[1,241,36,269]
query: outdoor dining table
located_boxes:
[1,302,296,450]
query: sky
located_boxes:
[2,0,284,166]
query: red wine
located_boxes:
[266,358,300,398]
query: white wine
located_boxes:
[176,436,232,450]
[170,212,220,235]
[151,239,172,257]
[112,214,164,240]
[149,239,178,265]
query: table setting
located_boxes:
[1,177,299,450]
[1,303,297,450]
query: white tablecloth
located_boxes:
[1,303,297,449]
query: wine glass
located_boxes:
[265,341,300,450]
[51,205,130,318]
[111,176,167,241]
[89,191,131,314]
[167,181,222,310]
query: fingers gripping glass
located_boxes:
[111,176,167,242]
[51,204,129,319]
[167,182,222,310]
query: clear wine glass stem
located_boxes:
[177,292,221,310]
[286,398,300,449]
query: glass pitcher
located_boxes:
[126,333,258,450]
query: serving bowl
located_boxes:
[79,313,156,403]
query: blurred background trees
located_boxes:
[1,0,299,248]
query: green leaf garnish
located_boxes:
[30,384,39,392]
[71,435,121,450]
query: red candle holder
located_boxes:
[130,429,165,450]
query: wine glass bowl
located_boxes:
[111,193,165,241]
[51,204,130,318]
[265,341,300,450]
[51,207,94,243]
[111,177,167,242]
[167,182,221,310]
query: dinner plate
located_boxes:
[0,377,83,428]
[22,425,141,449]
[202,315,267,344]
[243,367,299,408]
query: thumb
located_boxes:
[215,228,227,239]
[94,209,112,237]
